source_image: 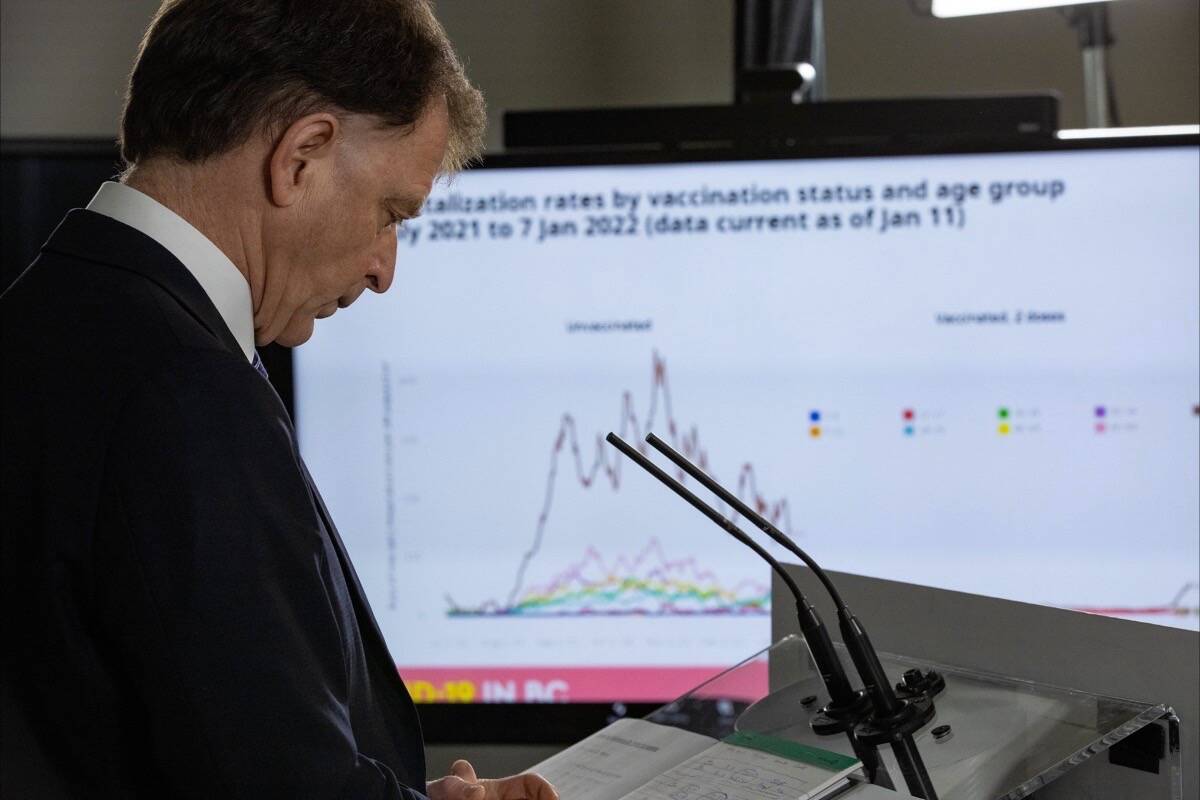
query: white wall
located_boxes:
[0,0,162,139]
[3,0,1197,149]
[823,0,1200,130]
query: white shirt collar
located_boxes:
[86,181,256,363]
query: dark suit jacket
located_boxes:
[1,209,428,798]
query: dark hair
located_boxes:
[120,0,485,171]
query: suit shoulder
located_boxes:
[107,346,315,541]
[126,346,288,429]
[3,250,238,396]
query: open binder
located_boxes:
[533,718,861,800]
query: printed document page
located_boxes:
[530,720,861,800]
[623,731,861,800]
[530,718,717,799]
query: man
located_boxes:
[1,2,555,798]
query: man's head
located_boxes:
[120,0,485,346]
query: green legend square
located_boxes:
[997,407,1010,419]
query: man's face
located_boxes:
[260,97,450,347]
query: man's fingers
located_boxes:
[528,772,559,800]
[486,772,559,800]
[427,774,486,800]
[450,758,479,783]
[521,772,558,800]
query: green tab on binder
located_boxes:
[723,730,861,771]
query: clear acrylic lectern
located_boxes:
[640,635,1182,800]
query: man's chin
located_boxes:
[272,315,317,348]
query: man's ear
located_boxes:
[267,112,340,207]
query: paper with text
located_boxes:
[530,718,717,800]
[622,737,859,800]
[530,720,861,800]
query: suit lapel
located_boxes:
[40,209,244,358]
[297,458,404,676]
[296,456,426,774]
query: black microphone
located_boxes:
[604,432,888,784]
[644,432,939,800]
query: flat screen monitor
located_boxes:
[293,134,1199,735]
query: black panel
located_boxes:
[503,96,1059,154]
[1108,722,1165,774]
[419,702,660,745]
[1,139,122,292]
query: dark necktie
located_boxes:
[251,350,269,381]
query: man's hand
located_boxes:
[427,759,558,800]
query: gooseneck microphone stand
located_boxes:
[642,432,940,799]
[605,433,891,788]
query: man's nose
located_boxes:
[366,229,398,293]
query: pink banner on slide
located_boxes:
[397,663,768,704]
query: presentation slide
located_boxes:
[296,144,1200,704]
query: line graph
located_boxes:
[447,538,770,617]
[445,351,794,618]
